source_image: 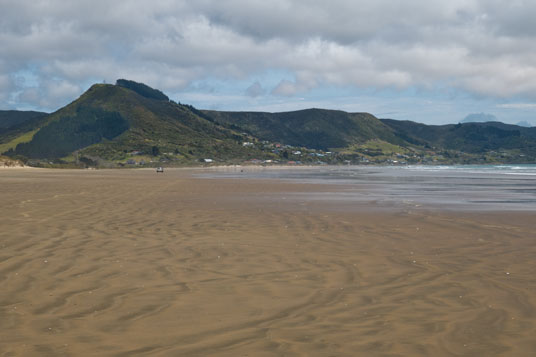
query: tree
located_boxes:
[116,79,169,101]
[151,146,160,156]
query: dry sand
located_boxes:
[1,168,535,356]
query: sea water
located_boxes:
[199,165,536,211]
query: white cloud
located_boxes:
[2,0,536,111]
[17,79,81,109]
[497,103,536,109]
[272,80,301,96]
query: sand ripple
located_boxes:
[1,169,535,356]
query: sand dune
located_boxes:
[1,168,535,356]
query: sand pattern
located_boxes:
[1,169,535,356]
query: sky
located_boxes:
[1,0,536,125]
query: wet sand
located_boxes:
[1,168,535,356]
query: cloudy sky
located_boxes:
[2,0,536,125]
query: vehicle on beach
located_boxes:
[156,167,164,173]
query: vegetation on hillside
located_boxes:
[1,79,536,167]
[0,110,47,129]
[1,82,272,165]
[6,107,128,159]
[203,109,402,150]
[116,79,169,101]
[381,119,536,157]
[0,112,50,154]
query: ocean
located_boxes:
[198,165,536,211]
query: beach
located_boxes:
[1,167,535,356]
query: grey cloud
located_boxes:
[17,88,41,106]
[0,74,14,103]
[2,0,536,110]
[245,81,264,97]
[477,1,536,37]
[17,79,81,110]
[195,0,471,44]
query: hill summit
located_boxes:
[1,80,268,166]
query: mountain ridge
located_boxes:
[202,108,402,150]
[1,79,535,166]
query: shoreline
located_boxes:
[2,161,536,170]
[2,165,535,213]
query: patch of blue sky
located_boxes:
[109,68,536,126]
[185,69,295,95]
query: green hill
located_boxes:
[203,109,402,150]
[0,110,49,155]
[0,110,47,129]
[381,119,536,156]
[116,79,169,101]
[11,107,128,159]
[1,79,535,166]
[2,80,265,165]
